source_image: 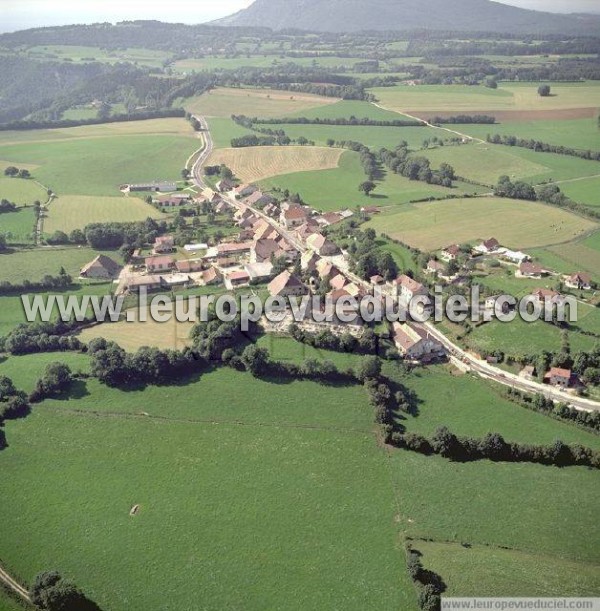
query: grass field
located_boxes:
[183,87,338,119]
[371,81,600,114]
[0,176,47,206]
[0,352,90,392]
[256,334,365,370]
[466,317,597,357]
[0,247,119,284]
[285,100,411,121]
[206,117,257,149]
[529,240,600,284]
[390,451,599,564]
[560,176,600,208]
[366,197,597,251]
[532,238,600,284]
[423,142,549,185]
[376,238,419,274]
[400,366,600,448]
[0,135,198,198]
[207,146,344,183]
[44,195,162,234]
[0,207,35,244]
[0,365,415,611]
[458,118,600,152]
[422,141,600,186]
[417,541,600,598]
[254,122,442,151]
[260,151,468,212]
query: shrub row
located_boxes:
[392,426,600,469]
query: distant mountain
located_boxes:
[213,0,600,34]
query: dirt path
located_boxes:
[370,102,487,144]
[0,563,31,604]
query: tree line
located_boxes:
[431,114,496,125]
[234,114,425,128]
[493,176,600,221]
[0,108,186,132]
[487,133,600,162]
[394,426,600,469]
[0,268,73,296]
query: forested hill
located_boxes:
[213,0,600,35]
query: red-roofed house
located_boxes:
[518,261,549,279]
[280,206,308,229]
[544,367,573,389]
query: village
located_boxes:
[79,179,596,395]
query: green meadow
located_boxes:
[423,141,600,186]
[0,176,47,206]
[390,451,599,564]
[0,207,35,244]
[417,541,600,598]
[253,122,441,151]
[0,135,198,197]
[466,317,597,357]
[0,247,119,284]
[459,117,600,152]
[399,366,600,448]
[0,364,415,611]
[560,176,600,208]
[260,150,466,212]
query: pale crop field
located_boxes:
[78,315,194,352]
[183,87,339,118]
[44,195,162,234]
[366,196,597,250]
[207,145,344,182]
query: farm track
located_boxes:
[370,102,487,144]
[0,563,31,604]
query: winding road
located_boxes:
[191,113,600,413]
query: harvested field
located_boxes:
[183,87,338,118]
[207,146,344,182]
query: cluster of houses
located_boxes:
[424,236,594,312]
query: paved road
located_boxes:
[190,115,214,191]
[419,321,600,412]
[192,114,600,413]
